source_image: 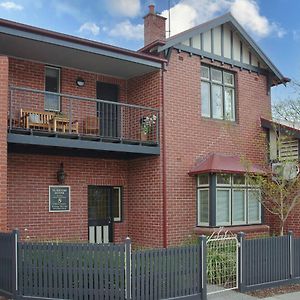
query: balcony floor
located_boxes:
[8,129,160,158]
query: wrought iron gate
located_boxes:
[206,231,239,295]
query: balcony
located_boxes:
[8,87,160,157]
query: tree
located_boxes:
[272,81,300,127]
[244,129,300,236]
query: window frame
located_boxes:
[247,188,262,224]
[232,188,247,225]
[197,188,210,226]
[201,64,236,121]
[112,186,123,222]
[216,188,232,226]
[44,66,61,112]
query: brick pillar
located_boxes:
[0,56,8,231]
[143,4,166,46]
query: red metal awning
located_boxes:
[188,153,265,176]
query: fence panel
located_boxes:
[243,236,290,289]
[0,231,17,298]
[18,241,125,300]
[131,244,201,300]
[293,237,300,278]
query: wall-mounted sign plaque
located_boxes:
[49,186,70,212]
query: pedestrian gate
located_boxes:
[206,232,239,295]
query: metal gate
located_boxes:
[206,231,239,295]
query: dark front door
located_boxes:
[88,186,113,243]
[96,82,120,138]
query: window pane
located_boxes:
[217,174,231,185]
[201,66,210,79]
[197,174,209,186]
[224,72,234,86]
[201,82,210,117]
[216,189,230,224]
[224,87,235,121]
[211,68,222,83]
[45,67,60,111]
[113,187,121,221]
[233,190,245,223]
[212,84,223,119]
[248,189,261,223]
[198,189,209,225]
[233,174,245,185]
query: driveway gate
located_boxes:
[206,232,239,295]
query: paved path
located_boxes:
[208,290,300,300]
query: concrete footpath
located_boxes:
[207,289,300,299]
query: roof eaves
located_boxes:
[0,18,167,65]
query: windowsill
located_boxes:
[194,224,270,236]
[201,116,238,125]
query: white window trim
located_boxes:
[247,189,262,224]
[216,188,231,226]
[197,174,210,187]
[113,187,122,222]
[44,66,61,112]
[197,188,210,226]
[232,188,247,225]
[216,174,232,187]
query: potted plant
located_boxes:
[140,114,157,141]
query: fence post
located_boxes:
[12,229,19,300]
[237,232,245,292]
[125,237,131,300]
[199,235,207,300]
[288,231,294,279]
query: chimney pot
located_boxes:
[149,4,155,14]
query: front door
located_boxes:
[96,82,120,138]
[88,186,113,244]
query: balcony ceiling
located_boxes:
[0,21,163,79]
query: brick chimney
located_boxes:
[143,4,166,46]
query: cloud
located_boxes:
[0,1,23,10]
[161,0,285,39]
[108,20,143,41]
[105,0,141,18]
[293,30,300,41]
[230,0,286,39]
[79,22,100,36]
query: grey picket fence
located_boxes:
[131,244,202,300]
[18,241,126,300]
[0,230,17,299]
[239,232,300,292]
[0,232,207,300]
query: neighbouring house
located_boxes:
[0,5,290,248]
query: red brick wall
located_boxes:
[127,71,164,248]
[7,153,129,242]
[0,56,8,231]
[144,9,166,46]
[163,51,271,245]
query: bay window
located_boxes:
[201,65,235,121]
[197,173,261,227]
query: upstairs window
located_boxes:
[201,65,235,121]
[45,66,60,112]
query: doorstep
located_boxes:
[194,224,270,238]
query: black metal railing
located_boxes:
[8,86,159,145]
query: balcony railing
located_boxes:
[8,86,159,146]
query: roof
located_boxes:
[157,13,288,84]
[188,153,265,176]
[0,18,166,79]
[261,117,300,139]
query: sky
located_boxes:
[0,0,299,103]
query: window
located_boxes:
[201,65,235,121]
[45,66,60,111]
[196,173,261,226]
[113,187,122,222]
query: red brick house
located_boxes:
[0,5,290,247]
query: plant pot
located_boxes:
[140,131,148,141]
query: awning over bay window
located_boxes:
[188,153,265,176]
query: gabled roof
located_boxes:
[158,13,288,84]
